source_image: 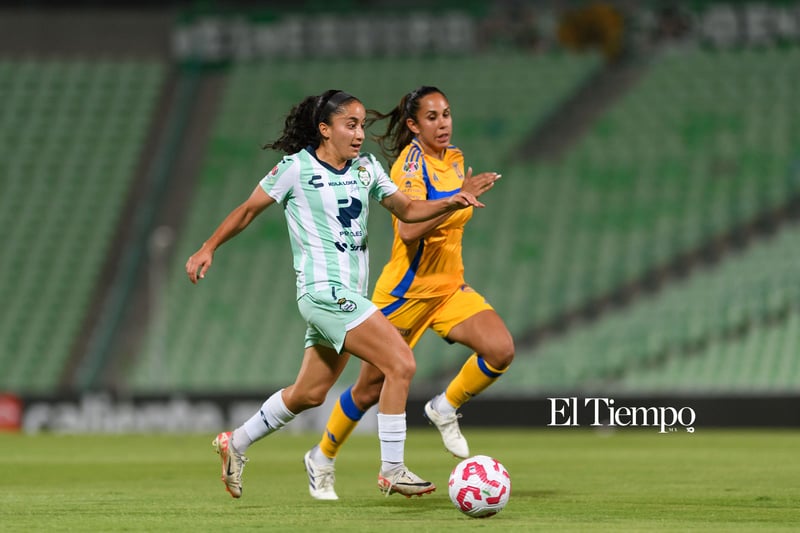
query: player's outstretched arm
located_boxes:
[381,189,484,224]
[186,185,275,284]
[395,167,502,244]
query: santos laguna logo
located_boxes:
[548,397,696,433]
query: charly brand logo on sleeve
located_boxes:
[548,397,696,433]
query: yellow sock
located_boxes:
[444,354,508,409]
[319,386,365,459]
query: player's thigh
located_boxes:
[448,309,515,361]
[435,286,514,365]
[287,344,350,410]
[294,344,349,390]
[343,311,415,378]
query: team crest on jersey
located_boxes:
[403,161,419,174]
[357,166,371,186]
[337,298,357,312]
[454,163,464,180]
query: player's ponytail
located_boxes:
[369,86,445,163]
[264,89,359,154]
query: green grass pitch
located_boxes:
[2,429,799,531]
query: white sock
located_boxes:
[310,444,335,466]
[432,392,457,415]
[231,427,252,453]
[378,412,406,473]
[234,389,295,453]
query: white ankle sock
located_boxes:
[310,445,335,466]
[234,389,295,452]
[231,427,252,453]
[378,412,406,473]
[432,393,457,415]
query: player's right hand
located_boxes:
[448,190,485,209]
[186,247,213,284]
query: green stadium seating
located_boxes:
[502,219,800,394]
[0,59,165,393]
[618,308,800,394]
[462,46,800,344]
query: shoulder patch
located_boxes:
[403,160,419,174]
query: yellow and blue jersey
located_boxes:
[373,138,471,301]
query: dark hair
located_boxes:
[369,86,446,162]
[263,89,360,154]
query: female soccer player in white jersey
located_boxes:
[185,89,498,500]
[303,87,514,500]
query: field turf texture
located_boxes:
[2,429,799,531]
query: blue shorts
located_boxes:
[298,288,378,353]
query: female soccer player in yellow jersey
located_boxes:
[303,86,514,500]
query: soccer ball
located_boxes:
[448,455,511,518]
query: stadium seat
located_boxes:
[0,59,165,393]
[501,218,800,394]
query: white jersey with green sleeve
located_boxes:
[259,147,399,298]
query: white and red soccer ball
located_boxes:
[448,455,511,518]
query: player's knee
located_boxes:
[292,387,328,410]
[306,392,328,409]
[398,347,417,382]
[384,345,416,383]
[485,338,515,371]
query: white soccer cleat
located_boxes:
[212,431,248,498]
[377,466,436,498]
[303,449,339,500]
[424,400,470,459]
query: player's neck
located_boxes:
[314,145,348,170]
[416,138,446,160]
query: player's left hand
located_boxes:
[460,167,501,198]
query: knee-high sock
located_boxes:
[444,354,508,409]
[232,389,295,453]
[319,386,366,459]
[377,412,406,470]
